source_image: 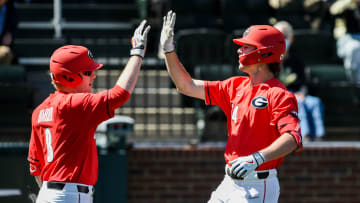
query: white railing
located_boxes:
[53,0,62,38]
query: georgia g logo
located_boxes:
[88,50,94,59]
[251,96,268,109]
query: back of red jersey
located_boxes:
[28,86,130,186]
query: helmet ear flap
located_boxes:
[61,73,82,87]
[52,72,82,87]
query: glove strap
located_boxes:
[252,152,266,167]
[162,42,175,54]
[163,49,175,54]
[130,48,145,58]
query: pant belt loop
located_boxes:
[257,171,269,179]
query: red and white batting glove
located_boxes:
[130,20,151,58]
[160,10,176,54]
[228,152,266,179]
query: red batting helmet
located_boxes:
[50,45,103,87]
[233,25,286,66]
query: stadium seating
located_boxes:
[0,65,33,140]
[168,0,220,30]
[314,84,360,139]
[222,0,271,32]
[292,29,341,65]
[305,64,348,85]
[194,64,247,81]
[174,28,227,108]
[0,65,26,83]
[175,28,227,69]
[269,0,310,29]
[305,64,360,139]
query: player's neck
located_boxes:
[249,69,274,86]
[57,86,83,93]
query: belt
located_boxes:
[256,171,269,179]
[225,164,273,180]
[47,182,90,193]
[231,171,269,180]
[225,166,270,180]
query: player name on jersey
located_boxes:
[38,107,53,123]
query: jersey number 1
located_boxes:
[45,128,54,163]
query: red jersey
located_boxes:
[205,76,302,170]
[28,85,130,186]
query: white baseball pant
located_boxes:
[36,181,94,203]
[208,168,280,203]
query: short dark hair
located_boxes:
[268,63,281,75]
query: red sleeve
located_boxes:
[27,129,44,176]
[68,85,131,126]
[107,85,131,113]
[270,90,303,152]
[204,80,231,115]
[277,112,303,153]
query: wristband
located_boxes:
[252,151,266,167]
[130,48,145,58]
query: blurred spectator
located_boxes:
[0,0,17,64]
[303,0,334,31]
[330,0,360,85]
[275,21,326,142]
[268,0,293,9]
[269,0,334,31]
[0,44,12,64]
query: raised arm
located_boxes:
[160,11,205,100]
[116,20,151,93]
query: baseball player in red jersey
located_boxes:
[160,11,302,202]
[27,20,150,203]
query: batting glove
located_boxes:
[130,20,151,58]
[228,152,266,179]
[160,10,176,54]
